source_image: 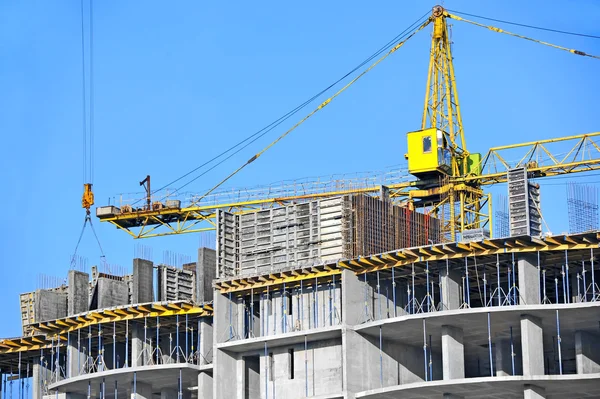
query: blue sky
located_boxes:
[0,1,599,337]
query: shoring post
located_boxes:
[562,266,567,304]
[304,335,308,397]
[315,277,319,328]
[426,261,431,312]
[178,368,182,399]
[228,292,233,340]
[377,272,382,320]
[156,316,160,365]
[412,263,416,314]
[66,331,70,378]
[592,248,597,300]
[565,250,570,302]
[379,326,383,387]
[114,380,118,399]
[582,261,587,302]
[510,326,515,376]
[496,254,501,306]
[428,334,433,380]
[392,266,397,317]
[422,319,428,381]
[465,257,471,307]
[185,314,189,362]
[537,251,542,304]
[264,342,268,399]
[300,280,304,330]
[556,310,563,374]
[113,322,116,369]
[487,312,493,376]
[98,324,102,372]
[251,289,255,336]
[283,284,287,333]
[176,314,180,363]
[197,318,201,365]
[554,276,559,304]
[87,381,91,399]
[77,329,81,373]
[483,271,487,307]
[125,320,129,368]
[133,371,137,399]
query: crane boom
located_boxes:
[97,6,600,240]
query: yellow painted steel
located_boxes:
[82,183,94,214]
[215,231,600,294]
[97,7,600,240]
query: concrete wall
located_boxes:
[132,258,154,304]
[96,278,129,309]
[259,338,343,399]
[67,271,89,315]
[34,289,67,322]
[197,247,216,303]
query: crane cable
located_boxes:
[447,9,600,40]
[144,10,432,204]
[72,0,105,267]
[447,12,600,60]
[190,17,433,206]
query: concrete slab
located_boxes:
[355,373,600,399]
[216,325,342,353]
[48,363,212,397]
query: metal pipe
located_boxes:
[114,380,118,399]
[300,280,304,330]
[511,252,516,305]
[197,318,201,365]
[88,325,92,373]
[304,335,308,397]
[483,272,487,307]
[429,334,433,380]
[156,316,160,365]
[332,274,336,324]
[537,251,542,304]
[66,331,70,378]
[392,266,397,317]
[377,272,382,320]
[178,368,182,399]
[283,283,287,333]
[510,326,515,376]
[264,342,268,399]
[329,278,333,325]
[87,381,91,399]
[426,261,431,312]
[562,266,567,304]
[185,314,189,362]
[412,264,416,314]
[133,371,137,399]
[556,310,563,374]
[251,289,255,336]
[379,326,383,387]
[582,261,587,302]
[125,320,129,368]
[487,312,493,376]
[592,248,596,300]
[496,254,501,306]
[98,324,102,372]
[422,320,428,381]
[364,273,369,320]
[228,292,233,340]
[102,378,105,399]
[465,257,470,307]
[554,276,559,304]
[176,314,180,363]
[56,334,61,381]
[18,352,21,399]
[113,321,116,369]
[565,250,570,303]
[315,277,319,328]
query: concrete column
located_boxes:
[33,358,50,399]
[520,315,544,376]
[214,290,232,344]
[441,325,464,380]
[131,381,152,399]
[197,372,212,399]
[440,269,461,310]
[199,319,213,365]
[132,259,154,304]
[66,339,86,378]
[575,331,600,374]
[214,349,238,399]
[196,248,216,303]
[159,388,177,399]
[524,384,546,399]
[518,255,540,305]
[67,270,89,316]
[341,270,363,326]
[131,322,150,367]
[495,339,512,376]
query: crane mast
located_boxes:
[407,6,486,242]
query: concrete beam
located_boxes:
[132,259,154,304]
[521,314,544,376]
[441,325,464,380]
[524,384,546,399]
[67,271,89,316]
[575,330,600,374]
[518,255,540,305]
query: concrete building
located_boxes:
[0,197,599,399]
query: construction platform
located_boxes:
[0,227,598,399]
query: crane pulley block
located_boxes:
[82,183,94,214]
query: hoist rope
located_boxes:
[140,10,432,204]
[71,216,106,267]
[80,0,88,184]
[447,9,600,40]
[447,13,600,60]
[190,18,432,206]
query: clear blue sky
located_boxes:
[0,1,598,337]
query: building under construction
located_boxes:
[2,5,600,399]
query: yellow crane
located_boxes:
[96,6,600,240]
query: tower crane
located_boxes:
[96,6,600,240]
